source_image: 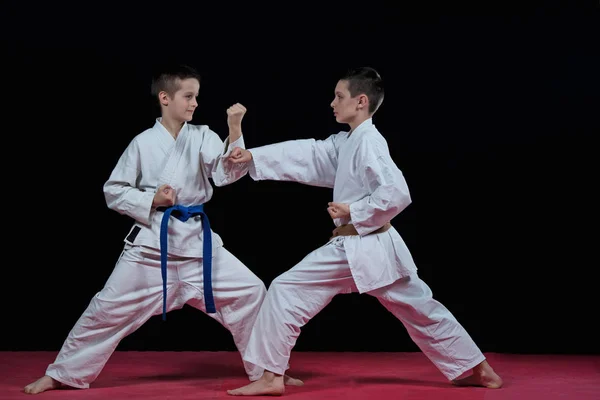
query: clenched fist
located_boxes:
[327,202,350,219]
[152,184,176,208]
[227,103,247,127]
[228,147,253,164]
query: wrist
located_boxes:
[229,130,242,141]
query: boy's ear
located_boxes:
[357,94,369,110]
[159,91,170,106]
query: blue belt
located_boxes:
[158,204,215,320]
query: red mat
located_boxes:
[4,351,599,399]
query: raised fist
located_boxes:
[227,103,247,127]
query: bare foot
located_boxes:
[452,360,503,389]
[284,374,304,386]
[228,371,285,396]
[23,376,62,395]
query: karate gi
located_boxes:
[243,118,485,381]
[45,119,266,388]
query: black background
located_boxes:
[2,1,598,356]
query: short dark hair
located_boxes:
[150,64,201,101]
[340,67,384,114]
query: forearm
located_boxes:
[249,139,336,188]
[104,182,155,225]
[212,135,248,186]
[350,184,412,236]
[228,124,242,146]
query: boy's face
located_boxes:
[330,79,363,124]
[162,78,200,123]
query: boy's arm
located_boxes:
[348,139,412,236]
[204,104,249,186]
[226,103,245,145]
[103,139,155,225]
[204,131,247,187]
[244,135,339,188]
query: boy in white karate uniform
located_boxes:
[226,67,503,396]
[24,64,302,394]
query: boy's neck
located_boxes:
[348,114,372,135]
[160,116,185,139]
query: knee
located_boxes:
[411,303,458,332]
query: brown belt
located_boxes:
[330,222,392,239]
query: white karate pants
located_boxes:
[46,244,266,388]
[243,240,485,381]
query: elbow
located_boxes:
[103,188,115,209]
[103,182,126,211]
[402,190,412,208]
[213,176,236,187]
[103,193,119,211]
[392,186,412,214]
[211,173,233,187]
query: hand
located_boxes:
[152,184,176,208]
[327,202,350,219]
[228,147,253,164]
[227,103,247,127]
